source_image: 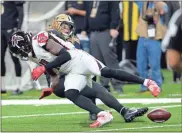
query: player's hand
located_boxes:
[32,65,46,80]
[39,88,53,100]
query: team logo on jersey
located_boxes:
[11,34,24,47]
[38,33,48,44]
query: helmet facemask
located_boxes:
[59,21,74,39]
[50,14,75,40]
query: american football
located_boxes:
[147,108,171,123]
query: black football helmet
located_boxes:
[8,30,32,60]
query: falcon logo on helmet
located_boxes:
[11,34,24,47]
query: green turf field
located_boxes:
[1,103,182,132]
[1,69,182,132]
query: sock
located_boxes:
[143,79,149,87]
[119,107,127,116]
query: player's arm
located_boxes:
[37,31,72,68]
[45,49,71,70]
[32,31,72,80]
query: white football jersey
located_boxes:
[30,31,106,91]
[31,31,105,76]
[31,31,76,73]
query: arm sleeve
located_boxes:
[45,49,71,70]
[109,1,120,29]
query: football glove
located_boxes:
[32,65,46,80]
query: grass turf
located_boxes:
[1,69,182,132]
[1,103,182,132]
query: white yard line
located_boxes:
[1,104,181,119]
[1,111,87,119]
[93,124,182,132]
[1,98,181,106]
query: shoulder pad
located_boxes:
[36,31,49,47]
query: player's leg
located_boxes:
[81,81,148,122]
[64,74,103,114]
[80,51,160,97]
[81,51,145,85]
[83,54,145,85]
[64,74,113,127]
[100,66,160,97]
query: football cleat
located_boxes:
[89,111,113,128]
[123,107,148,123]
[146,79,161,97]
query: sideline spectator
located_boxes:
[123,1,139,61]
[1,1,25,95]
[83,1,123,93]
[65,1,90,53]
[135,1,168,92]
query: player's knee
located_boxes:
[65,89,79,101]
[101,67,114,78]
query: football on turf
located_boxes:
[147,108,171,123]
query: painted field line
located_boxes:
[2,98,181,106]
[1,111,87,119]
[93,124,182,132]
[1,104,181,119]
